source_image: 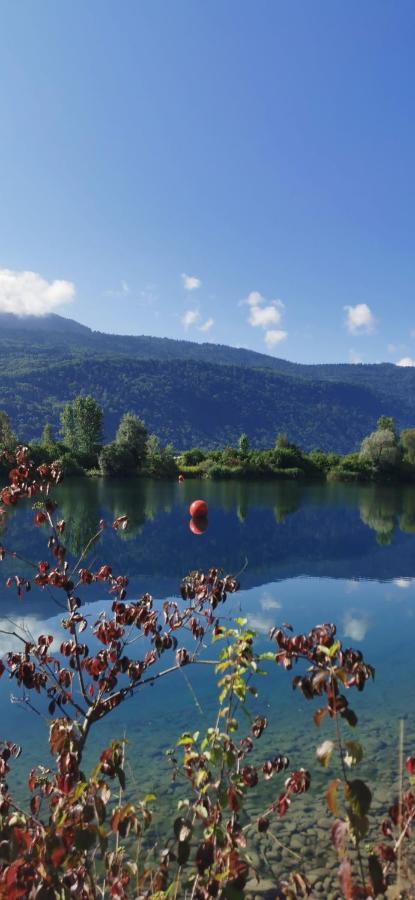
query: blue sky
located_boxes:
[1,0,415,364]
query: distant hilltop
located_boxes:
[0,312,414,452]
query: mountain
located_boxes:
[0,312,414,452]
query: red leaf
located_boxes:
[314,707,328,727]
[30,795,41,816]
[338,858,354,900]
[331,819,349,857]
[327,779,342,816]
[112,515,128,531]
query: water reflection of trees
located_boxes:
[4,478,415,588]
[54,479,415,560]
[359,491,397,545]
[358,486,415,545]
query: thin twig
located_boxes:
[397,717,405,892]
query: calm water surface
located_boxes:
[1,478,414,879]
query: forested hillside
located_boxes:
[1,313,414,451]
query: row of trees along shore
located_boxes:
[1,402,415,482]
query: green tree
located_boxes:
[60,403,76,451]
[401,428,415,464]
[98,442,135,476]
[359,428,401,470]
[377,416,396,436]
[41,423,55,449]
[145,434,177,476]
[115,412,147,468]
[73,396,103,455]
[238,433,249,455]
[275,432,289,449]
[0,411,16,451]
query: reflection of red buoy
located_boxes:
[189,517,208,535]
[189,499,208,518]
[178,474,184,482]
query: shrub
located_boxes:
[178,463,205,477]
[206,463,245,479]
[180,447,206,465]
[54,452,85,475]
[99,442,136,476]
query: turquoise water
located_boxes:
[1,478,414,890]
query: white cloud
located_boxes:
[265,329,287,347]
[246,291,261,306]
[344,303,375,335]
[249,305,282,328]
[243,291,287,348]
[0,268,75,316]
[182,309,200,329]
[181,273,201,291]
[246,292,284,329]
[396,357,415,367]
[199,317,214,332]
[349,349,363,364]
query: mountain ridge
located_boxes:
[0,312,414,452]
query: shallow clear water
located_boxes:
[1,477,414,891]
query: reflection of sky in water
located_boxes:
[1,576,414,782]
[0,478,414,809]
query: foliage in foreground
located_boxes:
[0,449,414,898]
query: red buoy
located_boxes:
[189,517,208,535]
[178,474,184,482]
[189,499,208,518]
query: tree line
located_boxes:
[0,397,176,478]
[1,401,415,482]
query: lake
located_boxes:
[1,477,415,894]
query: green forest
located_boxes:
[1,313,415,452]
[1,397,415,485]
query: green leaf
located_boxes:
[344,741,363,768]
[176,733,195,746]
[115,766,126,791]
[348,811,369,844]
[345,779,372,817]
[368,854,385,894]
[74,825,97,851]
[223,887,245,900]
[234,617,247,626]
[194,803,208,819]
